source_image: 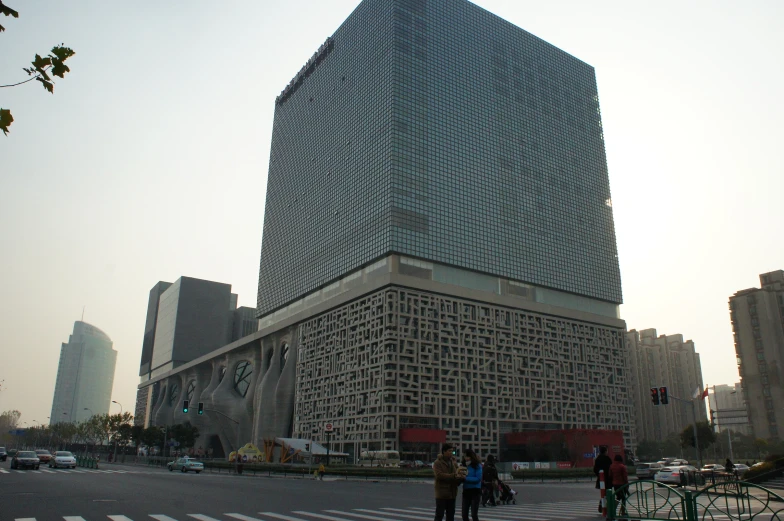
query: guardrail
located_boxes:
[606,479,784,520]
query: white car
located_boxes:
[654,465,699,486]
[168,456,204,473]
[49,451,77,469]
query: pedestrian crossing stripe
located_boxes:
[16,499,743,521]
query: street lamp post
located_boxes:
[111,400,123,463]
[32,420,41,449]
[669,394,703,470]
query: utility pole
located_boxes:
[670,394,703,469]
[712,386,734,461]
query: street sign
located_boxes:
[8,428,25,436]
[325,423,334,432]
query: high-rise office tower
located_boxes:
[51,321,118,424]
[255,0,631,459]
[138,0,632,461]
[730,270,784,439]
[134,276,257,427]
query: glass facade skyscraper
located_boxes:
[51,321,117,424]
[139,0,633,461]
[257,0,622,317]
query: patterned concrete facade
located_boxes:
[139,259,632,459]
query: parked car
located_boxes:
[701,463,725,475]
[0,446,7,461]
[7,448,18,458]
[636,463,663,479]
[654,465,700,486]
[49,451,77,469]
[414,460,427,468]
[398,460,414,468]
[11,451,41,470]
[35,450,53,464]
[167,456,203,473]
[732,464,750,474]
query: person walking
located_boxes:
[481,455,499,507]
[461,449,482,521]
[593,447,612,513]
[318,463,326,480]
[725,458,735,477]
[609,455,629,516]
[434,444,464,521]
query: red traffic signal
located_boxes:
[659,386,669,405]
[650,387,660,406]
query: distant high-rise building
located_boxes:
[51,321,117,424]
[627,329,707,443]
[708,383,750,436]
[134,276,257,427]
[730,270,784,439]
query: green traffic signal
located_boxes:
[198,402,204,415]
[183,399,189,413]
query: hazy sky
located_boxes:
[1,1,781,425]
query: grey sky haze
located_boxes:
[1,0,782,425]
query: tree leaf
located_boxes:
[50,58,70,79]
[32,54,52,80]
[0,108,13,135]
[36,76,53,94]
[50,45,75,62]
[0,1,20,18]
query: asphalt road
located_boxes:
[0,460,601,521]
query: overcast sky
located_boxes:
[1,0,781,425]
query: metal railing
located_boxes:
[607,479,784,521]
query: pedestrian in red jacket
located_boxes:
[609,455,629,515]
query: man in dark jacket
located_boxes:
[433,444,465,521]
[594,446,612,512]
[481,455,499,507]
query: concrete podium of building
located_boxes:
[136,0,634,462]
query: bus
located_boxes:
[358,450,401,467]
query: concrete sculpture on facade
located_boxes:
[149,326,298,456]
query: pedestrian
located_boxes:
[593,447,612,513]
[461,449,482,521]
[725,458,735,476]
[433,443,464,521]
[318,463,326,480]
[481,455,499,507]
[609,455,629,516]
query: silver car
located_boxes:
[167,456,204,473]
[655,465,699,486]
[636,462,663,479]
[49,451,77,469]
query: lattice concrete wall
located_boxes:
[294,286,634,459]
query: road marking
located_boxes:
[40,469,55,473]
[150,516,181,521]
[260,513,313,521]
[63,517,88,521]
[108,516,135,521]
[295,512,366,521]
[352,509,418,520]
[225,515,266,521]
[14,518,37,521]
[0,468,8,473]
[187,515,224,521]
[328,509,410,521]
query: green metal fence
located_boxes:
[607,480,784,521]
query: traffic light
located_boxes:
[183,400,189,413]
[650,387,660,406]
[659,386,669,405]
[198,402,204,415]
